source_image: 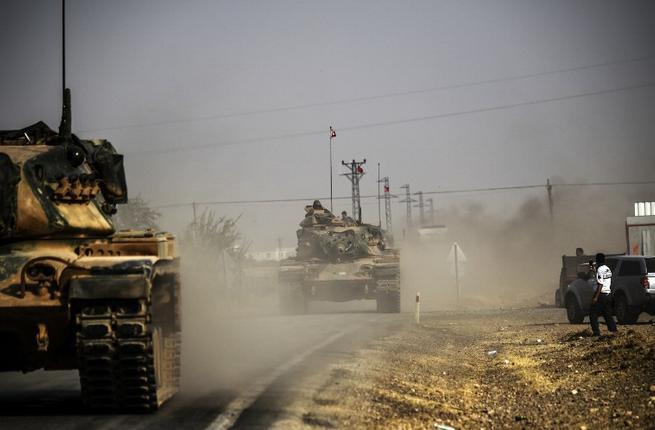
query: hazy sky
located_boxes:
[1,1,654,250]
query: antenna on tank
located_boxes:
[58,0,71,137]
[62,0,66,97]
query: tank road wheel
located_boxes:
[279,283,307,315]
[565,295,584,324]
[76,297,181,412]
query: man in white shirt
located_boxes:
[590,253,617,336]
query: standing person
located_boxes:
[589,253,617,336]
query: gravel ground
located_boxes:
[286,308,655,429]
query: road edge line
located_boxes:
[207,329,351,430]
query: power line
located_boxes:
[81,54,655,134]
[153,179,655,209]
[555,180,655,187]
[423,184,544,195]
[126,80,655,155]
[323,81,655,133]
[155,194,361,209]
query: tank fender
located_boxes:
[69,274,151,299]
[278,264,306,282]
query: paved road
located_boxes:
[0,301,407,430]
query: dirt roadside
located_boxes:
[276,308,655,429]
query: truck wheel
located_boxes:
[566,295,584,324]
[614,294,640,325]
[376,290,400,313]
[279,284,307,315]
[559,268,567,291]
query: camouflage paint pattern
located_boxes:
[279,201,400,313]
[0,119,181,411]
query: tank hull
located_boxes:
[278,256,400,313]
[279,200,401,314]
[0,230,181,410]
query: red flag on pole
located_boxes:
[384,185,390,193]
[357,166,364,174]
[330,126,336,139]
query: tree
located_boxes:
[114,195,161,230]
[182,209,250,300]
[183,209,244,253]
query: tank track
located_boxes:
[75,299,180,411]
[375,266,401,313]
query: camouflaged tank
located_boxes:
[278,201,400,314]
[0,90,181,411]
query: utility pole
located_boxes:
[329,127,336,212]
[377,163,382,228]
[341,159,366,223]
[379,176,393,234]
[399,184,416,230]
[379,176,394,244]
[546,178,553,221]
[414,191,425,226]
[426,198,435,225]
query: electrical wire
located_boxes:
[80,54,655,134]
[126,80,655,155]
[153,180,655,209]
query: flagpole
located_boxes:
[329,127,335,212]
[329,133,333,212]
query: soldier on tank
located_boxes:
[341,210,355,226]
[301,200,334,227]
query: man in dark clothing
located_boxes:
[589,253,618,336]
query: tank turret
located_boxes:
[295,201,387,261]
[0,92,127,241]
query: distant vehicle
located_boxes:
[565,255,655,324]
[278,201,400,314]
[555,247,593,308]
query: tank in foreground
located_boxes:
[278,201,400,314]
[0,94,181,411]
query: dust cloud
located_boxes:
[174,182,652,390]
[178,243,276,394]
[177,240,385,395]
[400,184,652,311]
